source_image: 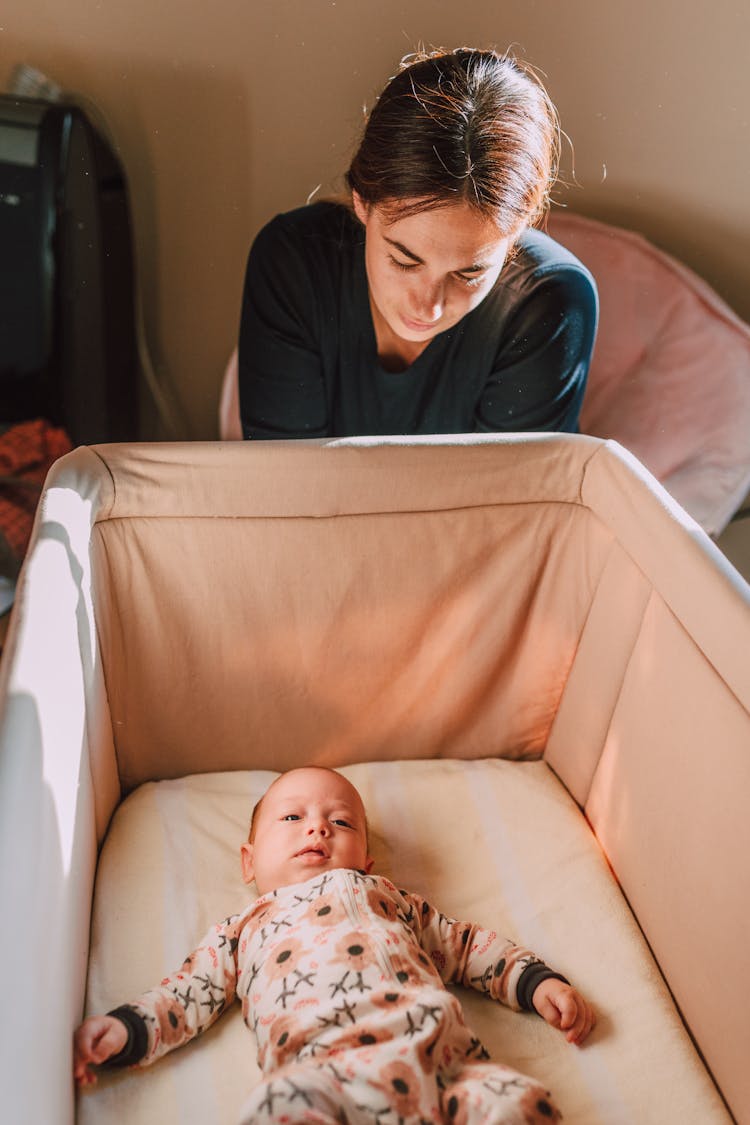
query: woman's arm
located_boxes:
[475,264,599,434]
[238,215,329,440]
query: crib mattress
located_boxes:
[79,758,729,1124]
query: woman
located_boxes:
[238,48,597,439]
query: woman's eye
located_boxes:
[388,254,417,273]
[455,272,484,288]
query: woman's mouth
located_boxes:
[401,314,440,333]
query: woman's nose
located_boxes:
[412,281,444,322]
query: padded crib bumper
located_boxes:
[0,434,748,1124]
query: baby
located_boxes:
[74,766,595,1123]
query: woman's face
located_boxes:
[353,193,516,346]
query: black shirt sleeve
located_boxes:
[475,265,598,434]
[238,215,329,440]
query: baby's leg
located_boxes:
[440,1061,561,1125]
[238,1061,347,1124]
[240,1052,441,1124]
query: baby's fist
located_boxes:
[73,1015,128,1087]
[532,978,595,1046]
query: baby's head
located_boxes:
[240,766,374,895]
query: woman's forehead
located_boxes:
[378,201,509,262]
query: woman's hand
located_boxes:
[532,978,596,1045]
[73,1015,128,1087]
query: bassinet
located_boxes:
[0,434,748,1124]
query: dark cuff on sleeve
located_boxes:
[103,1006,149,1067]
[517,962,570,1013]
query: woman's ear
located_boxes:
[352,191,369,225]
[240,842,255,885]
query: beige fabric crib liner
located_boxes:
[0,432,748,1124]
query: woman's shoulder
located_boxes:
[469,223,598,345]
[510,225,597,289]
[245,200,363,310]
[488,224,598,321]
[255,199,362,256]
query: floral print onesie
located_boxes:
[109,869,564,1124]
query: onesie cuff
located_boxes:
[516,963,570,1012]
[103,1006,149,1066]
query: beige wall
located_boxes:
[3,0,749,438]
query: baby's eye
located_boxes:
[332,818,353,828]
[282,814,301,821]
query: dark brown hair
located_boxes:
[346,47,559,235]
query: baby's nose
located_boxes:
[308,819,329,836]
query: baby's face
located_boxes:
[240,767,373,895]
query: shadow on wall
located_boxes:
[32,51,255,440]
[119,58,252,439]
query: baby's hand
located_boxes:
[532,978,595,1046]
[73,1015,128,1087]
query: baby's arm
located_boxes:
[405,891,595,1044]
[73,1015,128,1087]
[531,976,595,1045]
[72,911,247,1086]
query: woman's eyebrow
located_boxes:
[385,236,423,264]
[384,236,489,273]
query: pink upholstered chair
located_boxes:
[220,212,750,535]
[218,347,243,443]
[547,211,750,536]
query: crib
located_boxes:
[0,433,748,1124]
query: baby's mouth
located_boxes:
[296,845,329,859]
